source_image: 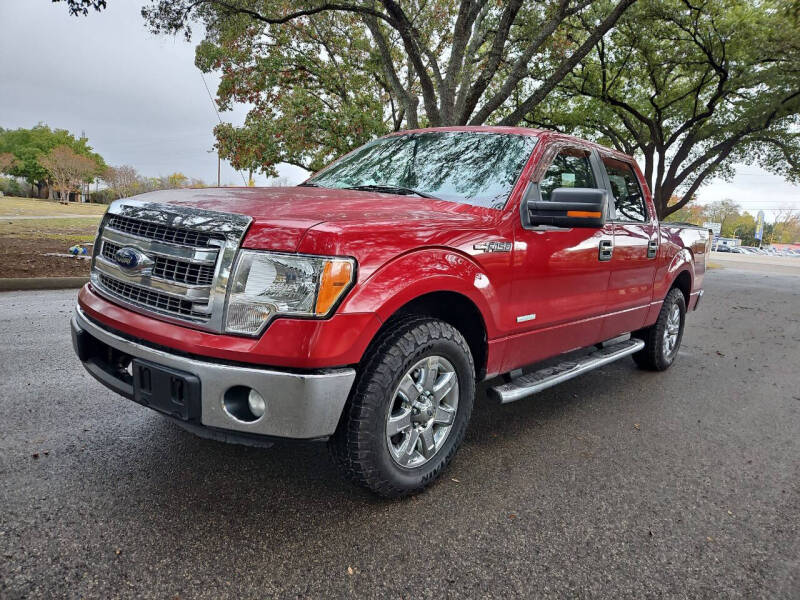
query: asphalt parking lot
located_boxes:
[1,264,798,599]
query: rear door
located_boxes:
[598,155,658,338]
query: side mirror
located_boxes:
[528,187,607,228]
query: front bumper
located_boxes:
[71,308,356,440]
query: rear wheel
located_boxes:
[329,317,475,497]
[632,287,686,371]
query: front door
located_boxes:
[504,145,613,371]
[598,154,658,338]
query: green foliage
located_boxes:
[532,0,800,218]
[0,177,28,198]
[143,0,636,175]
[201,11,390,174]
[54,0,107,16]
[0,124,106,188]
[89,188,115,204]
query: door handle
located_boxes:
[647,239,658,259]
[599,239,613,262]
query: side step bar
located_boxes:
[488,338,645,404]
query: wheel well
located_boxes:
[671,270,691,306]
[382,291,488,380]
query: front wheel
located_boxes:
[329,317,475,497]
[632,287,686,371]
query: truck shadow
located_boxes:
[60,357,655,562]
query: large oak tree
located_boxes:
[140,0,636,174]
[532,0,800,218]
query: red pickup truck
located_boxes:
[72,126,708,496]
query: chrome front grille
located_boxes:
[91,197,252,332]
[98,274,206,318]
[102,240,215,286]
[107,214,224,247]
[153,255,215,286]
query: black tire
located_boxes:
[329,317,475,498]
[632,287,686,371]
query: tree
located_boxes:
[703,199,742,229]
[663,198,704,224]
[38,145,102,203]
[165,172,189,188]
[53,0,107,16]
[0,152,17,174]
[0,125,106,197]
[138,0,636,174]
[725,212,757,244]
[103,165,141,199]
[771,209,800,243]
[534,0,800,218]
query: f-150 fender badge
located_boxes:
[473,241,512,253]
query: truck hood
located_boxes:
[127,186,499,253]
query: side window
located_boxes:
[539,148,597,202]
[602,157,647,222]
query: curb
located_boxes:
[0,277,89,291]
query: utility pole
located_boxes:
[217,152,221,187]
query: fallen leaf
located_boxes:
[115,549,122,556]
[451,478,460,483]
[347,567,354,576]
[633,423,641,430]
[706,536,714,542]
[508,514,516,519]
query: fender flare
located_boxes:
[665,248,695,299]
[340,248,502,337]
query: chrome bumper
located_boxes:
[71,308,356,440]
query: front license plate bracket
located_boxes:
[132,359,201,422]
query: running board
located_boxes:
[488,339,645,404]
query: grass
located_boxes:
[0,196,108,217]
[0,217,101,243]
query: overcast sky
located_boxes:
[1,0,797,219]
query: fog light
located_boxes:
[248,389,266,418]
[222,386,265,423]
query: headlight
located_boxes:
[224,250,355,335]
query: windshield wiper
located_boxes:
[297,181,320,187]
[344,184,439,199]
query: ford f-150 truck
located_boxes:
[72,126,708,497]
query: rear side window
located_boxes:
[538,148,596,202]
[602,157,648,222]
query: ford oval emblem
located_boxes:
[114,247,143,270]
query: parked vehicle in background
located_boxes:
[71,126,709,497]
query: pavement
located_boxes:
[0,277,88,292]
[1,265,798,599]
[0,215,102,220]
[711,251,800,276]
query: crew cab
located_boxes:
[71,126,709,497]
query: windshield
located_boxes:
[307,131,537,209]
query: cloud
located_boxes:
[0,0,308,186]
[696,165,800,221]
[2,0,798,208]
